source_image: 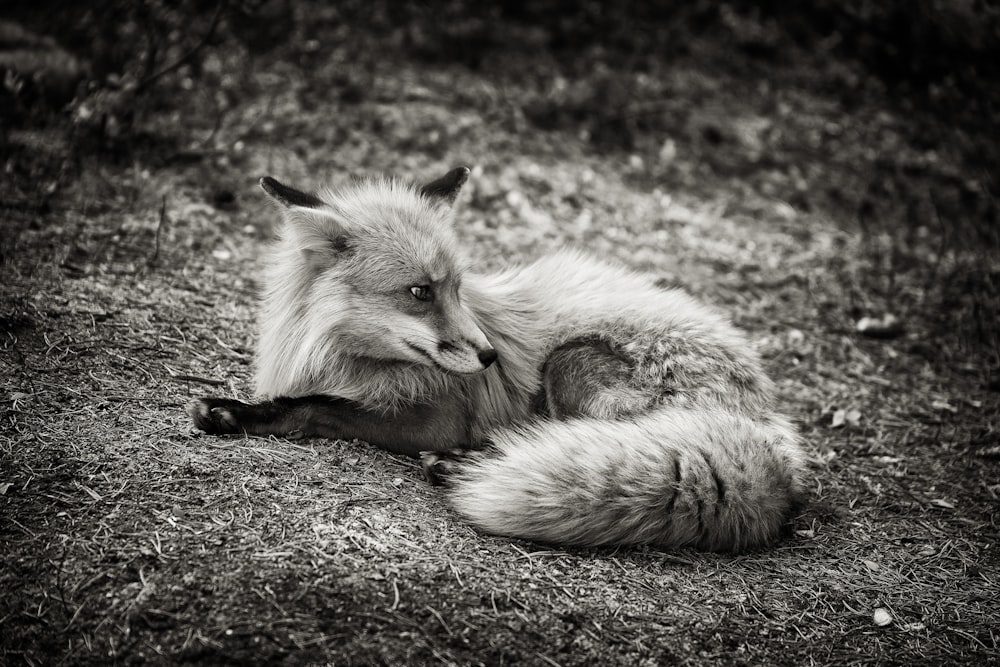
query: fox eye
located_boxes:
[409,285,432,301]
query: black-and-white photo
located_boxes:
[3,2,998,665]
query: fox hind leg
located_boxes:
[541,339,654,420]
[421,447,484,486]
[422,339,655,486]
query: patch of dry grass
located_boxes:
[3,9,1000,666]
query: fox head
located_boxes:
[260,167,497,375]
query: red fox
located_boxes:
[190,167,808,552]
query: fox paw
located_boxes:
[420,452,452,486]
[188,397,247,435]
[420,448,475,486]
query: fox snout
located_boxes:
[430,338,497,374]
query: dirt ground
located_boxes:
[2,3,999,666]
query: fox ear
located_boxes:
[260,177,326,209]
[420,166,470,205]
[261,177,351,257]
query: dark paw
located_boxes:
[420,452,453,486]
[188,397,248,435]
[420,448,474,486]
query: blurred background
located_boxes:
[2,0,998,359]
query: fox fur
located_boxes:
[190,167,809,553]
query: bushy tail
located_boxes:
[445,408,808,552]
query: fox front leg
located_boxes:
[189,394,471,457]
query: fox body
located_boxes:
[191,167,808,552]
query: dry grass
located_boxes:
[3,7,1000,666]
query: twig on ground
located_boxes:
[148,196,167,267]
[168,374,226,387]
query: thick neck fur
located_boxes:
[460,273,550,435]
[255,251,549,437]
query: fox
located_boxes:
[189,166,809,552]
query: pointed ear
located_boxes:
[420,166,470,205]
[261,177,351,258]
[260,176,326,209]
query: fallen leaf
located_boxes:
[786,328,805,347]
[930,498,955,509]
[976,445,1000,459]
[658,139,677,164]
[873,608,892,627]
[773,200,797,221]
[856,313,904,339]
[863,559,880,572]
[831,408,861,428]
[931,400,957,413]
[0,482,11,495]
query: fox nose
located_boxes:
[477,348,498,368]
